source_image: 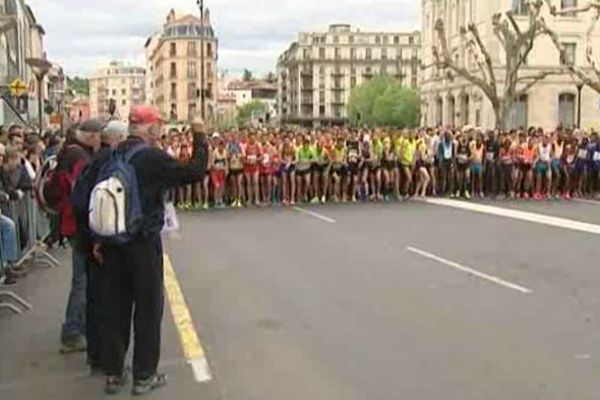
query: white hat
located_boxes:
[103,121,129,137]
[211,132,220,139]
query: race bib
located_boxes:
[578,149,588,159]
[443,146,452,160]
[247,154,258,164]
[297,161,311,171]
[486,152,495,161]
[594,151,600,162]
[458,153,468,162]
[262,153,271,165]
[349,150,358,161]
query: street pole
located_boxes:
[197,0,206,121]
[37,76,43,133]
[576,82,583,129]
[26,57,52,135]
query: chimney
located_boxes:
[204,8,211,26]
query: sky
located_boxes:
[26,0,420,79]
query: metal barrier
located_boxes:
[0,192,60,314]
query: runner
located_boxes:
[280,135,296,206]
[360,132,373,201]
[295,135,317,203]
[562,137,577,199]
[414,130,431,198]
[484,130,499,198]
[454,132,471,199]
[534,134,552,200]
[346,130,361,202]
[551,131,564,198]
[260,135,276,205]
[243,132,262,206]
[437,130,455,197]
[314,135,332,203]
[520,135,537,199]
[426,128,439,197]
[228,132,244,208]
[210,136,228,208]
[399,129,417,199]
[330,136,346,202]
[498,134,514,198]
[469,132,485,198]
[370,131,383,201]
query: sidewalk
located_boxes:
[0,247,222,400]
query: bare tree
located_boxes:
[542,0,600,92]
[432,0,563,128]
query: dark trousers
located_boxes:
[101,235,164,380]
[86,260,103,368]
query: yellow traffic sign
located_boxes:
[10,79,27,97]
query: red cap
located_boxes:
[129,105,164,125]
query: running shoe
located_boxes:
[464,191,471,200]
[479,192,485,199]
[104,369,130,395]
[290,200,295,206]
[132,373,166,396]
[202,203,209,210]
[311,197,319,204]
[321,196,327,204]
[455,191,461,198]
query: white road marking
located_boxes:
[406,246,533,295]
[293,206,337,224]
[423,198,600,236]
[190,357,212,382]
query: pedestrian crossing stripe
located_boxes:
[163,254,212,382]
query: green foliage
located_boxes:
[242,69,253,81]
[347,74,419,128]
[67,76,90,96]
[236,100,267,127]
[264,71,277,83]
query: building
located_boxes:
[277,23,421,127]
[67,96,90,124]
[88,61,146,121]
[145,9,218,124]
[144,33,160,107]
[0,0,50,128]
[224,79,278,124]
[421,0,600,130]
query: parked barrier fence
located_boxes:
[0,192,60,314]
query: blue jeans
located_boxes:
[61,238,87,342]
[0,215,18,263]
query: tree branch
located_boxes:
[515,69,565,98]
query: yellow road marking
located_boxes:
[163,254,212,382]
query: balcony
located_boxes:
[331,86,345,91]
[301,69,313,77]
[331,100,345,106]
[331,71,344,77]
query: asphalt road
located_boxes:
[2,198,600,399]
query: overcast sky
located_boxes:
[27,0,420,78]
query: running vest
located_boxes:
[347,140,360,163]
[538,143,551,163]
[440,140,453,161]
[213,148,227,169]
[456,142,469,164]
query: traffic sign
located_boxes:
[9,79,27,97]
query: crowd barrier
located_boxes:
[0,193,60,315]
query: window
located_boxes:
[188,61,197,79]
[383,36,388,45]
[188,82,197,99]
[333,35,339,44]
[382,48,387,60]
[122,99,126,106]
[350,48,356,59]
[319,105,325,116]
[319,47,325,59]
[509,95,528,129]
[170,42,177,56]
[397,48,403,60]
[206,43,213,57]
[188,42,197,56]
[112,89,116,96]
[366,48,372,60]
[409,36,414,45]
[351,76,357,88]
[558,93,576,128]
[334,48,341,60]
[375,35,381,44]
[121,88,126,96]
[207,63,213,79]
[435,98,443,126]
[349,35,354,44]
[170,62,177,78]
[189,103,197,118]
[394,35,400,44]
[561,0,577,14]
[303,48,309,59]
[513,0,529,15]
[171,83,177,100]
[561,42,576,64]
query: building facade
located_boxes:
[277,24,421,127]
[88,61,146,121]
[145,9,218,124]
[421,0,600,130]
[0,0,50,128]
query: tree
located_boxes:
[347,74,419,128]
[67,76,90,96]
[242,69,253,81]
[236,100,267,127]
[431,0,563,128]
[542,0,600,92]
[264,71,277,83]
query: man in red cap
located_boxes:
[98,105,208,395]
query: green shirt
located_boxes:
[296,145,317,162]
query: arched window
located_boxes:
[435,97,443,126]
[558,93,576,128]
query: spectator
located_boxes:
[8,125,24,152]
[2,146,33,195]
[51,120,101,354]
[24,144,43,180]
[0,146,21,286]
[99,106,207,395]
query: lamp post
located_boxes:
[197,0,206,121]
[576,81,584,129]
[26,57,52,134]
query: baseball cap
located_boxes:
[103,121,129,137]
[129,106,164,125]
[79,119,106,133]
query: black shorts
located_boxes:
[346,162,359,176]
[521,163,533,173]
[457,161,470,172]
[361,161,372,173]
[314,163,330,174]
[296,168,311,177]
[382,160,396,171]
[229,169,243,177]
[370,161,381,172]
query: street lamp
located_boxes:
[196,0,206,121]
[26,57,52,134]
[576,81,584,129]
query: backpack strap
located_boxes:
[123,143,150,164]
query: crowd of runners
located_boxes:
[160,125,600,209]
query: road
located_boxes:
[2,198,600,399]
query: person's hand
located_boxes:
[92,243,104,265]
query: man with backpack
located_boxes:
[91,106,208,395]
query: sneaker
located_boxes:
[479,192,485,199]
[132,373,167,396]
[1,273,17,286]
[464,191,471,200]
[311,197,319,204]
[320,196,326,204]
[105,369,130,395]
[455,191,461,198]
[60,336,87,354]
[202,203,209,210]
